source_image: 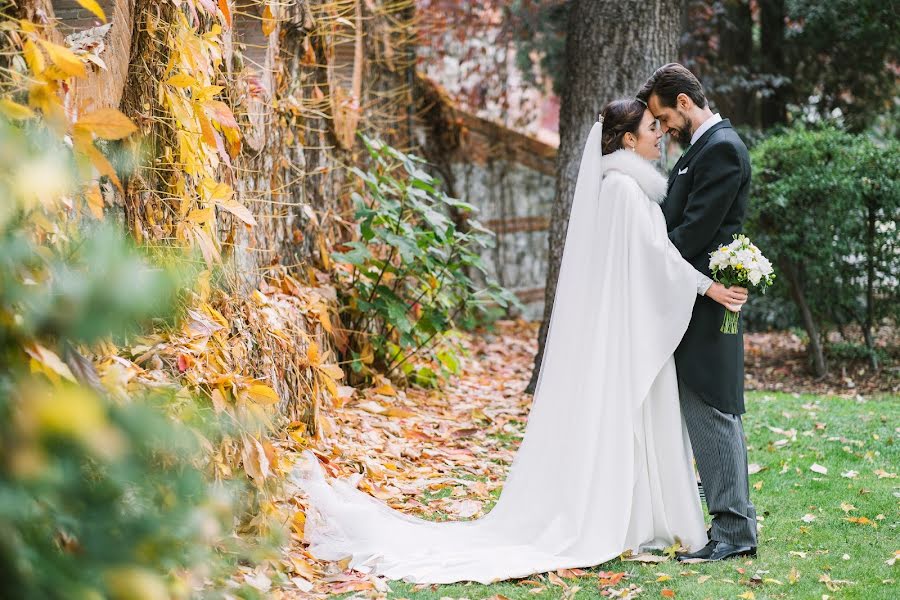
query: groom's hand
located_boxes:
[706,282,749,312]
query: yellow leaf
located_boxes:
[290,556,317,579]
[25,343,76,382]
[22,39,45,74]
[291,509,305,537]
[187,207,215,224]
[191,225,221,266]
[75,108,138,140]
[241,436,270,482]
[262,4,276,36]
[166,73,196,88]
[216,199,257,226]
[737,592,755,600]
[372,382,397,396]
[384,406,417,419]
[84,182,104,220]
[196,85,225,102]
[0,97,36,120]
[37,39,86,78]
[320,373,338,402]
[75,0,107,22]
[319,364,344,380]
[104,567,168,600]
[84,143,122,191]
[247,384,280,405]
[313,306,333,334]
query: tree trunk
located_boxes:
[526,0,685,393]
[713,0,754,127]
[781,259,826,377]
[759,0,787,128]
[864,199,878,370]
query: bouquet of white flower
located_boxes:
[708,234,776,334]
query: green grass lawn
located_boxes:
[378,391,899,599]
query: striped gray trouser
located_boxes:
[678,379,758,547]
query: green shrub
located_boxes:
[0,119,252,599]
[332,136,520,383]
[748,125,899,374]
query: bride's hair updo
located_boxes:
[600,99,647,155]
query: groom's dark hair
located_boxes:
[637,63,708,109]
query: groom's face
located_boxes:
[647,94,693,145]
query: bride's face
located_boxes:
[627,109,663,161]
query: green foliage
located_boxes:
[785,0,899,132]
[332,136,520,383]
[0,119,251,599]
[748,125,900,366]
[681,0,898,133]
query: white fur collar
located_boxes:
[600,149,668,204]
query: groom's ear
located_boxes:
[677,93,693,111]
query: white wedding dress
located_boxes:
[292,122,708,584]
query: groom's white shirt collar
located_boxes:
[690,113,722,146]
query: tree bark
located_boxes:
[781,259,827,377]
[864,199,878,370]
[759,0,787,128]
[713,0,754,127]
[527,0,685,393]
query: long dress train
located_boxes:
[292,123,708,584]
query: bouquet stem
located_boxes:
[721,309,741,334]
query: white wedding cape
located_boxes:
[292,122,708,584]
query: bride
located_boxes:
[293,99,748,585]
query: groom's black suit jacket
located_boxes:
[663,119,750,415]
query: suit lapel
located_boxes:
[666,119,733,192]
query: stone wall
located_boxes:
[445,111,557,320]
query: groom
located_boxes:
[637,64,758,561]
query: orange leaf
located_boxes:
[218,0,232,27]
[76,108,138,140]
[204,100,238,129]
[262,4,276,36]
[661,590,675,598]
[75,0,107,22]
[193,104,218,147]
[306,342,321,366]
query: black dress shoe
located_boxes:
[677,540,757,562]
[676,539,716,561]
